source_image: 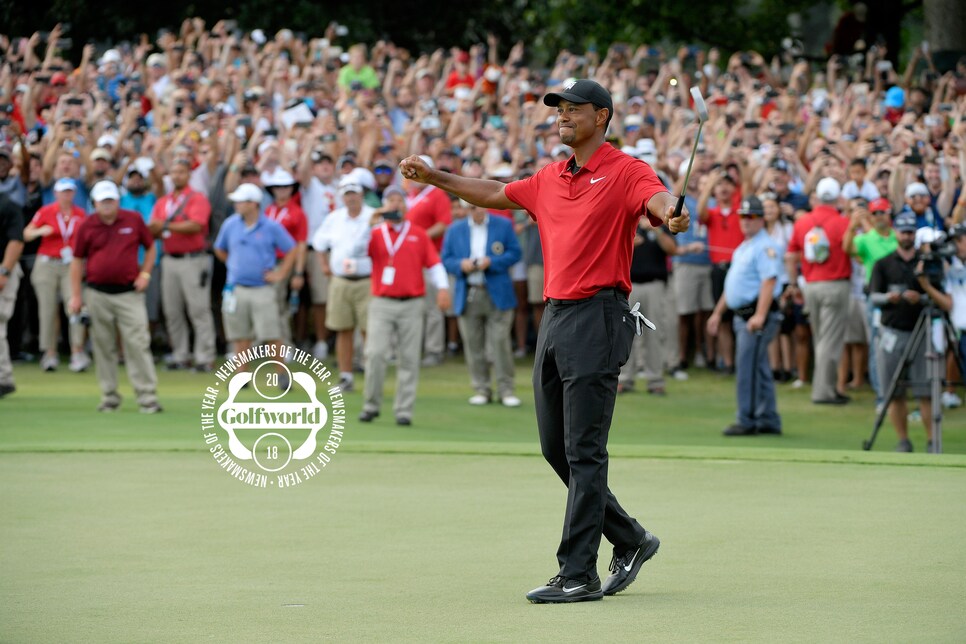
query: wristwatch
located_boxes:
[0,266,9,277]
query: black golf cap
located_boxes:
[738,196,765,216]
[544,79,614,124]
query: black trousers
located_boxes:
[533,288,647,580]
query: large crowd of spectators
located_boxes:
[1,19,965,442]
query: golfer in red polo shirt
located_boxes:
[401,79,690,604]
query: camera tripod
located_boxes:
[863,301,965,453]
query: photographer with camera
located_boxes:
[868,213,939,452]
[915,224,966,389]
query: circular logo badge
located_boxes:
[201,344,346,488]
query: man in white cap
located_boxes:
[23,178,90,372]
[311,178,375,391]
[69,181,162,413]
[148,158,216,371]
[900,181,945,231]
[213,184,297,383]
[262,168,308,347]
[785,177,853,405]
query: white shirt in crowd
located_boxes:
[467,214,489,286]
[310,204,375,277]
[945,256,966,331]
[301,176,343,236]
[841,180,880,202]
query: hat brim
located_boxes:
[543,92,593,107]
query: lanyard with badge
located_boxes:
[57,211,78,263]
[267,205,288,224]
[162,191,190,238]
[406,185,434,209]
[379,221,409,285]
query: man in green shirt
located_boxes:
[843,197,897,409]
[337,44,380,90]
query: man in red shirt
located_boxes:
[404,156,453,366]
[69,181,161,414]
[148,159,215,371]
[359,185,451,426]
[263,168,309,347]
[697,168,744,373]
[23,178,90,372]
[400,79,690,604]
[785,177,853,404]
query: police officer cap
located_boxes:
[738,196,765,216]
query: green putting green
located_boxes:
[1,361,964,641]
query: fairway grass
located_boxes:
[2,453,965,642]
[2,361,965,641]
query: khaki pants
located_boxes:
[803,280,851,402]
[30,258,85,353]
[161,254,215,365]
[0,266,22,386]
[458,287,515,399]
[422,269,444,357]
[363,296,424,419]
[619,280,667,389]
[85,288,158,407]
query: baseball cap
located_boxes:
[339,176,364,194]
[627,96,645,107]
[97,134,118,148]
[147,53,167,68]
[624,114,643,130]
[455,50,470,64]
[904,182,930,198]
[636,138,657,165]
[262,168,297,188]
[382,185,406,200]
[543,79,614,122]
[816,177,841,201]
[53,178,77,193]
[50,72,68,86]
[91,181,120,202]
[228,183,263,203]
[893,212,917,232]
[883,86,904,109]
[738,196,765,216]
[98,49,122,66]
[91,147,113,162]
[869,198,892,213]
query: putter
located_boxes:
[672,87,709,220]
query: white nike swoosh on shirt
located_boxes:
[590,176,606,184]
[562,584,587,593]
[623,548,641,572]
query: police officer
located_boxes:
[707,196,784,436]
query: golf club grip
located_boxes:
[672,193,685,219]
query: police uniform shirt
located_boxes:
[724,228,783,310]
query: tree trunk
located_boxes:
[925,0,966,71]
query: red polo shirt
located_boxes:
[73,210,154,285]
[368,222,441,298]
[266,201,308,259]
[29,203,88,259]
[705,189,745,264]
[149,188,211,255]
[406,185,452,251]
[504,144,666,300]
[787,204,852,282]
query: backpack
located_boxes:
[803,220,831,264]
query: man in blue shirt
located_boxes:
[707,197,785,436]
[213,184,296,372]
[670,194,713,376]
[441,201,522,406]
